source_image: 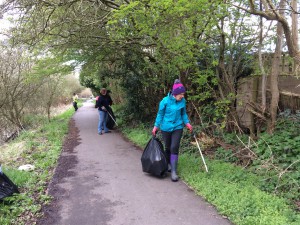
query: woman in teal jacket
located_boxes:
[152,79,193,182]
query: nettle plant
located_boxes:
[250,118,300,202]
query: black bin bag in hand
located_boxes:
[0,167,19,200]
[106,106,116,130]
[141,137,168,177]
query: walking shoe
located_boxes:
[171,154,179,182]
[171,171,179,182]
[105,131,111,133]
[98,132,102,135]
[167,164,171,173]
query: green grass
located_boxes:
[119,125,300,225]
[0,107,74,225]
[213,118,300,203]
[179,154,300,225]
[121,125,150,147]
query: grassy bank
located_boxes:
[119,124,300,225]
[0,106,75,225]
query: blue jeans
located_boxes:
[98,110,108,133]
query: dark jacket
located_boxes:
[106,94,113,106]
[95,94,110,111]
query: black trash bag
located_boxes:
[0,169,19,200]
[141,137,168,177]
[106,106,116,130]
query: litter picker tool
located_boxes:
[106,109,118,126]
[192,132,208,172]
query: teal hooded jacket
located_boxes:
[154,93,190,132]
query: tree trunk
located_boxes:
[259,1,267,113]
[247,0,300,74]
[291,0,299,73]
[250,77,259,137]
[267,0,285,133]
[218,17,234,95]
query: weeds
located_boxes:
[212,118,300,205]
[119,118,300,225]
[0,107,74,224]
[179,154,300,225]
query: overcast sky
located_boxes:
[0,0,14,40]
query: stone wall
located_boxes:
[236,75,300,128]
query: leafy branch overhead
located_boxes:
[1,0,300,222]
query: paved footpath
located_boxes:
[41,100,232,225]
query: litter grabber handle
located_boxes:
[104,106,118,127]
[107,110,118,126]
[192,132,208,172]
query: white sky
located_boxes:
[0,0,14,40]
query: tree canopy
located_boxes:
[1,0,299,133]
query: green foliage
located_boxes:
[120,0,213,66]
[106,0,230,123]
[121,124,150,147]
[211,117,300,204]
[27,55,74,82]
[79,58,102,92]
[4,0,256,127]
[3,168,33,187]
[249,118,300,202]
[215,147,239,163]
[120,123,300,225]
[179,154,300,225]
[253,119,300,162]
[0,107,74,224]
[2,0,268,131]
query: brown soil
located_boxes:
[36,118,81,225]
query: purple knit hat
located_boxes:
[172,79,186,95]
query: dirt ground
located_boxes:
[36,118,80,225]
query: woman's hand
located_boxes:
[152,127,158,136]
[186,123,193,133]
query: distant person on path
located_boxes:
[95,88,111,135]
[152,79,193,182]
[72,93,79,111]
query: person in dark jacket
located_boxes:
[95,88,111,135]
[152,79,193,182]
